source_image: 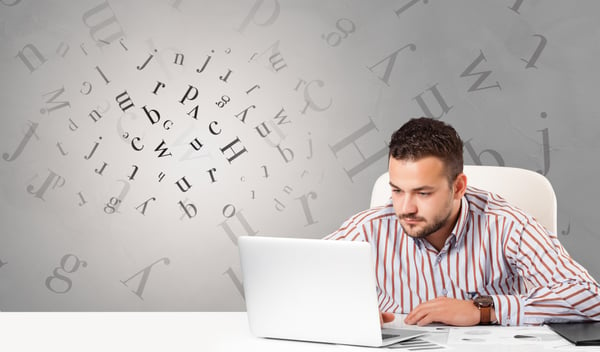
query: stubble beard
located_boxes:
[399,206,453,239]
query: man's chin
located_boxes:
[400,224,427,238]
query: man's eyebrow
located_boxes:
[389,182,435,191]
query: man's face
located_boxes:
[389,156,458,239]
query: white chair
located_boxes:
[369,165,557,233]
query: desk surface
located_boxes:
[0,312,597,352]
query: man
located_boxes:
[325,117,600,326]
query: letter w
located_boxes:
[460,50,502,92]
[42,87,70,114]
[154,140,173,158]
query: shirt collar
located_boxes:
[451,196,470,244]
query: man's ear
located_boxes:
[453,173,468,199]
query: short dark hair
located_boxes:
[389,117,464,183]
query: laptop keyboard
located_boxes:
[382,334,400,340]
[382,332,421,341]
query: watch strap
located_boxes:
[479,305,491,325]
[473,295,494,325]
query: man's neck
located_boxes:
[425,203,461,252]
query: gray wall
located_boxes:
[1,0,598,311]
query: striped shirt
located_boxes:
[325,186,600,325]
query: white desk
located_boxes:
[0,312,597,352]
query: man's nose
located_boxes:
[400,194,417,215]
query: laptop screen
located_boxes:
[239,236,423,347]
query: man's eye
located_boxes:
[419,192,431,197]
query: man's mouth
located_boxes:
[400,216,424,224]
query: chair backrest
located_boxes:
[369,165,557,233]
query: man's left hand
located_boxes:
[404,297,480,326]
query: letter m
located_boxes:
[82,1,125,46]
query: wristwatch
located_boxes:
[473,295,494,325]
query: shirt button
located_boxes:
[435,257,442,264]
[441,288,448,296]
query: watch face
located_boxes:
[474,295,494,307]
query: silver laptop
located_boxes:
[238,236,424,347]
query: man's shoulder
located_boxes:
[325,201,397,241]
[350,201,397,224]
[464,186,530,223]
[466,186,509,210]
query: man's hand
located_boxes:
[404,297,480,326]
[380,311,395,326]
